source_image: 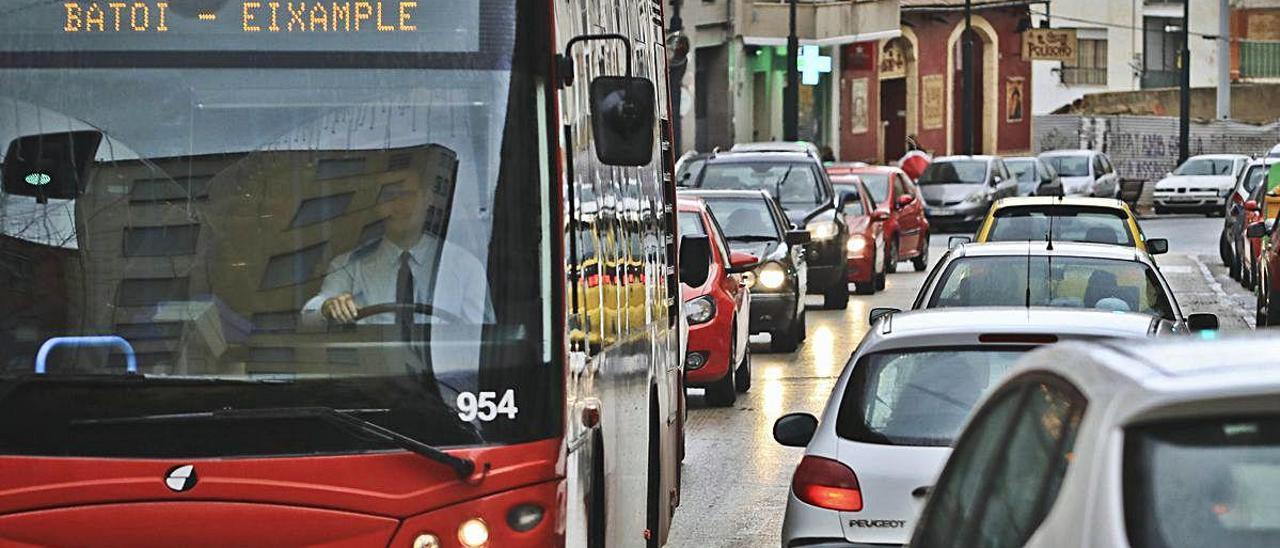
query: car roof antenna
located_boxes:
[1046,214,1055,251]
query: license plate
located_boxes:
[929,208,954,216]
[1167,196,1198,202]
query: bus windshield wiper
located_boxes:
[74,406,476,480]
[727,235,779,242]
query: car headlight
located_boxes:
[757,263,788,290]
[807,220,840,240]
[846,236,868,255]
[963,190,987,204]
[685,295,716,325]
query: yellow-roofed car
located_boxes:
[973,196,1167,256]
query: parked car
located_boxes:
[918,156,1019,231]
[731,141,823,158]
[912,337,1280,548]
[973,197,1165,255]
[1003,156,1063,197]
[909,241,1218,333]
[677,198,756,406]
[1152,154,1250,216]
[1221,158,1275,276]
[1039,149,1120,198]
[827,163,932,272]
[675,151,710,188]
[830,176,888,295]
[686,150,850,309]
[772,308,1168,547]
[683,189,811,352]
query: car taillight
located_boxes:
[792,455,862,512]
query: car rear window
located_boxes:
[696,162,827,207]
[1175,158,1236,176]
[1044,155,1091,178]
[1006,160,1039,183]
[928,256,1174,319]
[1125,415,1280,548]
[988,206,1135,246]
[919,161,988,185]
[836,349,1024,446]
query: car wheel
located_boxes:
[885,239,899,274]
[798,310,808,341]
[1230,253,1242,281]
[703,364,736,407]
[734,344,752,393]
[823,274,849,309]
[875,270,887,291]
[1220,230,1234,267]
[1259,280,1271,327]
[1154,205,1169,215]
[771,320,801,352]
[912,234,930,272]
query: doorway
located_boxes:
[881,78,907,162]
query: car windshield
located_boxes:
[1006,160,1039,183]
[928,256,1175,319]
[696,162,826,207]
[919,160,988,185]
[988,207,1135,246]
[676,157,706,187]
[840,173,890,203]
[1125,415,1280,548]
[1175,159,1236,176]
[1044,155,1092,178]
[1243,165,1269,195]
[836,349,1023,446]
[702,198,781,240]
[0,0,559,457]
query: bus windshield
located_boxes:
[0,0,559,457]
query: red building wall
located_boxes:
[840,41,882,163]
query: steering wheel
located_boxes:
[353,303,466,325]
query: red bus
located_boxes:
[0,0,690,546]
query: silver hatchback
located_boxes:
[772,308,1169,547]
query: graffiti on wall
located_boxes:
[1035,115,1280,182]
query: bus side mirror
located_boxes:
[2,131,102,204]
[590,76,656,167]
[679,235,712,288]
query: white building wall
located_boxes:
[1031,0,1223,115]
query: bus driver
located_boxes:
[300,172,490,327]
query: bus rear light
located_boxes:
[792,455,863,512]
[506,503,545,532]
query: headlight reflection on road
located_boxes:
[811,325,835,378]
[761,365,785,419]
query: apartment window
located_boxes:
[1062,35,1108,86]
[122,224,199,257]
[260,243,327,289]
[117,278,189,307]
[130,175,211,203]
[290,192,354,228]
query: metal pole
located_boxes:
[962,0,975,155]
[1179,0,1191,164]
[1217,0,1231,120]
[668,1,686,152]
[784,0,800,142]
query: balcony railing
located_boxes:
[1241,40,1280,80]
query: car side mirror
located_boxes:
[727,251,760,274]
[1187,313,1220,332]
[785,230,812,246]
[589,76,656,166]
[773,413,818,447]
[1248,222,1269,239]
[869,307,900,325]
[897,194,916,208]
[872,210,891,222]
[1246,200,1260,212]
[2,131,103,204]
[948,236,972,249]
[679,235,712,287]
[1146,238,1169,255]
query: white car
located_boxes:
[1039,150,1120,198]
[1153,154,1250,216]
[771,308,1170,547]
[911,337,1280,548]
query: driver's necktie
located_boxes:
[396,251,415,340]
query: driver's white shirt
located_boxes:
[300,234,490,326]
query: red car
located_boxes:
[826,164,932,273]
[1241,185,1268,290]
[831,176,888,294]
[678,198,756,407]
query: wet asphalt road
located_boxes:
[666,214,1256,548]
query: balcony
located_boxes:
[1241,40,1280,80]
[734,0,900,46]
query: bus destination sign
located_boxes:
[62,1,421,33]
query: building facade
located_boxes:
[667,0,900,157]
[1030,0,1228,116]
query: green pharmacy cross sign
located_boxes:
[24,172,51,186]
[798,46,832,86]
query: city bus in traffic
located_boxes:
[0,0,687,546]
